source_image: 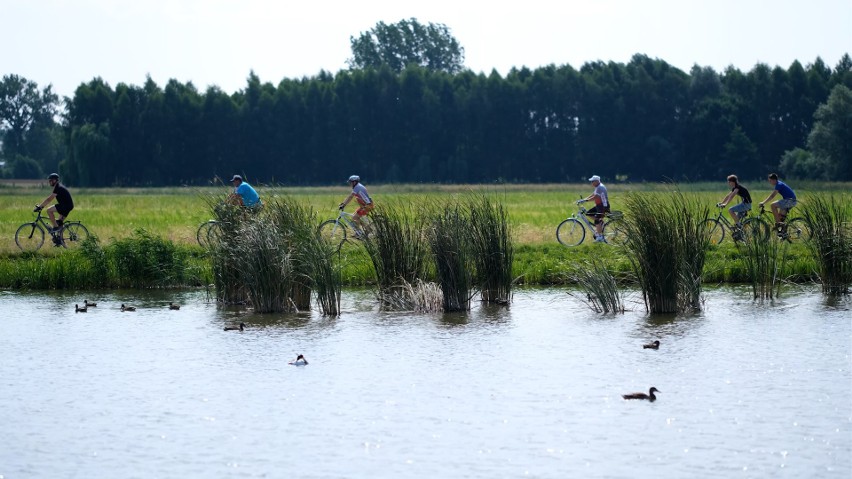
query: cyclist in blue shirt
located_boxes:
[229,175,261,209]
[758,173,797,235]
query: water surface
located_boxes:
[1,286,849,478]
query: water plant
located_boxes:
[361,201,431,309]
[468,194,514,305]
[801,195,852,295]
[428,201,475,311]
[110,229,190,288]
[570,259,626,313]
[739,228,788,301]
[622,190,710,314]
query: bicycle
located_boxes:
[15,207,90,252]
[556,202,624,247]
[704,205,769,245]
[318,209,371,252]
[755,204,811,243]
[196,220,222,248]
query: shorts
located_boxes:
[56,205,73,217]
[729,202,751,216]
[776,198,797,211]
[355,203,374,217]
[585,205,610,221]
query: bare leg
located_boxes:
[46,205,59,229]
[728,208,739,225]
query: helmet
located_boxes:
[348,175,360,183]
[48,173,60,180]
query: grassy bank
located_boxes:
[0,183,844,289]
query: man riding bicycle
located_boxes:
[35,173,74,244]
[578,175,609,242]
[716,174,752,239]
[229,174,262,209]
[758,173,797,237]
[338,175,373,233]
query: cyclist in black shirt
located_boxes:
[35,173,74,232]
[716,174,752,228]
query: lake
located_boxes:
[0,286,849,478]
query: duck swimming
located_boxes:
[224,322,245,331]
[622,387,660,402]
[120,304,136,312]
[169,302,181,310]
[643,340,660,350]
[289,354,308,366]
[84,300,97,307]
[75,304,87,313]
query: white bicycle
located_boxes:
[318,209,371,252]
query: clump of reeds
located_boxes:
[380,279,444,313]
[428,201,475,311]
[229,218,296,313]
[622,190,710,314]
[570,259,626,313]
[265,197,341,316]
[468,194,514,305]
[361,201,431,310]
[110,229,189,288]
[739,227,788,301]
[801,195,852,295]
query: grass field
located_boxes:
[0,181,847,288]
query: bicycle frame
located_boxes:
[318,209,370,251]
[556,203,623,247]
[16,209,90,251]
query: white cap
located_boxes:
[588,175,601,182]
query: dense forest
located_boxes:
[2,20,851,186]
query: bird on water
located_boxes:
[643,340,660,350]
[622,387,660,402]
[224,322,246,331]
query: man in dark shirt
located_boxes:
[35,173,74,232]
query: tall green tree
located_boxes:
[0,74,59,161]
[348,18,465,74]
[807,84,852,180]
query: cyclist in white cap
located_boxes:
[578,175,609,242]
[339,175,374,232]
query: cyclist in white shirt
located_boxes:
[338,175,374,232]
[578,175,609,242]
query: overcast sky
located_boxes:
[4,0,850,99]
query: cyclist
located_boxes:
[578,175,609,242]
[758,173,797,236]
[338,175,373,234]
[228,175,262,209]
[35,173,74,244]
[716,174,752,239]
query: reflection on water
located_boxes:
[0,286,849,478]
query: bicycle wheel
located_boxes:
[61,223,90,249]
[742,217,770,242]
[785,218,811,243]
[197,220,217,248]
[704,219,725,245]
[556,218,585,247]
[318,219,347,251]
[602,218,625,245]
[15,222,45,252]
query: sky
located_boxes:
[3,0,851,99]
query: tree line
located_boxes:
[2,24,850,186]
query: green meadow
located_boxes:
[0,181,847,289]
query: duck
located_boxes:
[643,340,660,350]
[120,304,136,312]
[289,354,308,366]
[224,322,245,331]
[168,302,181,310]
[622,387,660,402]
[84,299,98,307]
[75,304,87,313]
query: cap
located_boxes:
[588,175,601,182]
[48,173,60,180]
[230,175,242,182]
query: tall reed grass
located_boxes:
[361,201,431,309]
[428,201,474,311]
[622,190,710,313]
[801,195,852,295]
[468,194,514,305]
[739,230,788,300]
[570,259,626,313]
[205,196,341,314]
